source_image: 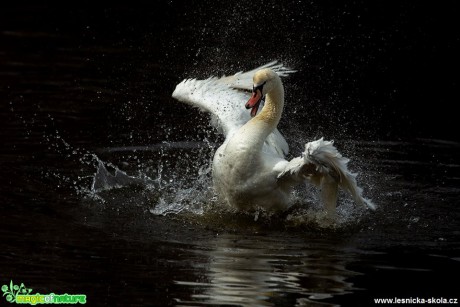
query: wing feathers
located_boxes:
[171,61,295,153]
[278,138,376,210]
[217,60,297,91]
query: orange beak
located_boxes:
[245,89,263,117]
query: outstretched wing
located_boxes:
[277,138,375,211]
[171,76,249,138]
[171,61,295,157]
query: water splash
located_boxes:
[76,140,218,217]
[91,157,158,193]
[148,163,214,216]
[77,142,371,229]
[38,116,373,230]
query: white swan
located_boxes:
[172,61,374,215]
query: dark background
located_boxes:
[1,2,459,306]
[1,1,459,147]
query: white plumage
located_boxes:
[172,61,374,215]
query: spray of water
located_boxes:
[36,107,373,231]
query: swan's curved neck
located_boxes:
[253,80,284,133]
[229,76,284,155]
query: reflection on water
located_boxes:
[174,234,358,306]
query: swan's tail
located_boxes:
[303,138,375,212]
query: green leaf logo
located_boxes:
[1,280,33,303]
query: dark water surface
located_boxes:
[1,2,460,306]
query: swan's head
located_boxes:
[245,68,280,117]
